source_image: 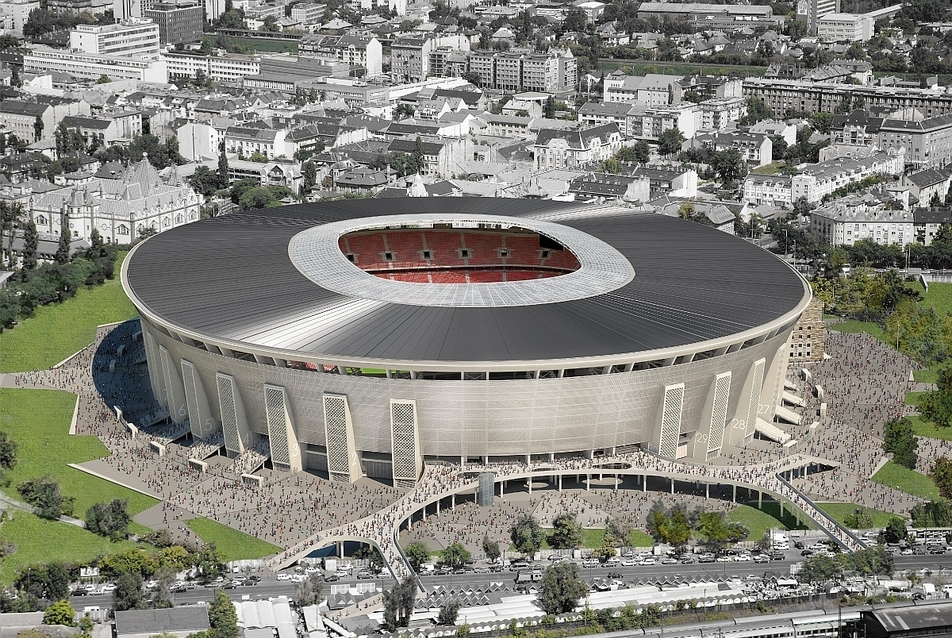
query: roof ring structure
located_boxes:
[288,214,636,308]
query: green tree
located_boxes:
[17,476,74,519]
[405,542,430,572]
[616,141,650,165]
[657,127,685,156]
[196,543,225,581]
[882,517,908,544]
[208,589,239,638]
[189,166,221,199]
[441,542,471,569]
[20,219,40,276]
[238,186,280,210]
[538,562,587,614]
[844,507,875,529]
[437,600,461,625]
[882,418,918,469]
[600,158,621,174]
[85,499,131,541]
[931,456,952,499]
[294,572,324,607]
[0,431,18,470]
[54,218,71,265]
[46,562,70,601]
[43,599,76,626]
[217,141,230,189]
[920,367,952,429]
[79,614,93,637]
[710,148,748,184]
[549,512,582,549]
[482,534,501,563]
[381,577,417,630]
[697,512,747,551]
[113,571,144,612]
[33,116,43,143]
[592,544,616,563]
[602,517,632,548]
[301,160,317,196]
[543,95,556,119]
[510,515,546,557]
[742,97,774,125]
[96,74,111,84]
[797,554,841,583]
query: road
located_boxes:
[68,554,949,610]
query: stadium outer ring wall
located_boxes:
[121,210,812,479]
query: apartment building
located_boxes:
[70,19,160,56]
[299,33,383,77]
[533,123,622,171]
[603,71,674,106]
[144,2,203,45]
[464,49,576,93]
[691,130,772,166]
[391,34,470,84]
[25,46,168,82]
[811,203,915,247]
[164,51,260,82]
[816,12,874,42]
[878,114,952,170]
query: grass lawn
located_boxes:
[906,392,926,407]
[816,503,898,528]
[229,36,298,53]
[0,512,142,585]
[728,503,811,540]
[919,282,952,316]
[871,460,941,500]
[0,388,157,517]
[830,320,888,344]
[908,414,952,441]
[185,518,281,561]
[0,253,136,373]
[751,163,785,175]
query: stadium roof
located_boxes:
[123,199,809,366]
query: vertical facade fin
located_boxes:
[390,399,421,487]
[323,393,361,482]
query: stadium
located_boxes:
[121,198,812,487]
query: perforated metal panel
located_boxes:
[159,345,187,423]
[743,359,766,441]
[144,330,166,409]
[708,372,731,456]
[265,385,291,468]
[391,399,420,487]
[323,394,350,480]
[657,384,684,460]
[217,373,243,455]
[182,359,216,439]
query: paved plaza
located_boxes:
[4,319,950,575]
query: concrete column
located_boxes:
[670,478,674,494]
[528,478,532,495]
[499,481,503,497]
[558,474,563,492]
[706,483,710,499]
[732,485,737,503]
[337,541,343,558]
[758,491,762,509]
[586,474,590,492]
[451,493,456,508]
[422,507,426,521]
[643,475,647,493]
[780,499,784,518]
[549,453,554,461]
[437,500,440,514]
[614,475,618,493]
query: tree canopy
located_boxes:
[538,563,588,614]
[510,515,546,556]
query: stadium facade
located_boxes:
[122,199,811,486]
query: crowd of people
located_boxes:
[11,316,930,577]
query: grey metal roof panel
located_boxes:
[125,199,807,364]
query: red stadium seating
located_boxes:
[341,229,580,281]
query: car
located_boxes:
[773,543,790,550]
[794,541,805,550]
[930,546,947,554]
[638,558,657,565]
[434,567,452,576]
[753,554,770,563]
[99,584,117,593]
[734,554,751,562]
[715,556,731,563]
[606,571,623,579]
[809,543,827,551]
[661,558,679,565]
[356,570,374,580]
[801,549,815,557]
[900,548,914,555]
[305,566,320,574]
[680,556,697,564]
[334,570,349,578]
[582,559,598,568]
[490,565,504,572]
[698,555,715,563]
[605,557,621,565]
[276,573,292,581]
[170,584,188,593]
[622,550,636,558]
[72,588,89,596]
[223,581,237,589]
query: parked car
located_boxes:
[661,557,679,565]
[356,570,374,580]
[638,558,657,565]
[276,573,292,581]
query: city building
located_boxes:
[698,96,747,131]
[30,156,200,243]
[742,78,952,119]
[799,0,840,33]
[391,34,470,84]
[70,19,160,57]
[904,168,952,205]
[144,2,203,45]
[299,33,383,77]
[0,0,39,36]
[672,75,743,103]
[788,298,824,362]
[465,50,576,94]
[816,12,874,42]
[637,2,780,30]
[691,131,773,167]
[878,113,952,170]
[743,174,793,208]
[163,51,261,83]
[627,103,699,142]
[290,2,323,24]
[0,98,91,142]
[810,201,915,247]
[24,46,168,82]
[603,72,675,106]
[533,123,622,170]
